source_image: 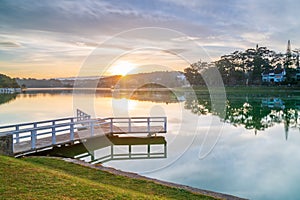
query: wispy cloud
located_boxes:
[0,0,299,78]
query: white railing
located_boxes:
[106,117,167,134]
[75,142,167,164]
[0,117,77,136]
[77,109,91,121]
[0,116,167,153]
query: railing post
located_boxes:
[147,144,150,158]
[128,118,131,132]
[90,121,94,136]
[164,142,167,158]
[51,126,56,145]
[111,145,114,159]
[50,121,55,145]
[110,118,113,133]
[31,130,36,149]
[147,117,150,132]
[129,144,132,158]
[15,125,19,143]
[164,117,167,132]
[70,118,74,141]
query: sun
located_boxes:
[109,61,136,76]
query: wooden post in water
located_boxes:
[129,144,132,158]
[111,145,114,159]
[147,144,150,158]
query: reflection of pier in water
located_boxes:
[40,136,167,164]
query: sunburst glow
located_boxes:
[108,61,136,76]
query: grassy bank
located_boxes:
[0,156,216,200]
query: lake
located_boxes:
[1,88,300,200]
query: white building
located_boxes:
[261,67,286,83]
[0,88,21,94]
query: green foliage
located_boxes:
[185,87,300,133]
[183,61,207,86]
[0,94,17,105]
[0,74,20,88]
[184,45,300,86]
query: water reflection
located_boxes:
[23,88,186,104]
[185,92,300,139]
[3,90,300,199]
[130,90,185,104]
[0,94,17,105]
[40,136,167,164]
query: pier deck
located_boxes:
[0,110,167,156]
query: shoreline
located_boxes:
[62,157,246,200]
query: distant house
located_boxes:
[261,67,286,83]
[0,88,21,94]
[176,73,190,87]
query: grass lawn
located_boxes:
[0,156,217,200]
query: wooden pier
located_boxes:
[0,110,167,156]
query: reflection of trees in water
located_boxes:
[185,93,300,138]
[0,94,17,105]
[131,91,182,104]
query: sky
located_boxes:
[0,0,300,78]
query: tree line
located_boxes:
[184,45,300,86]
[0,74,20,88]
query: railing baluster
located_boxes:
[70,118,74,141]
[147,117,150,132]
[15,125,19,143]
[110,118,113,133]
[129,144,132,158]
[52,125,56,145]
[147,144,150,158]
[164,117,167,132]
[90,121,94,136]
[31,130,36,149]
[128,118,131,132]
[111,145,114,159]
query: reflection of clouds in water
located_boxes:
[146,124,300,200]
[167,118,182,124]
[150,105,165,116]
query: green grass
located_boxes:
[0,156,216,200]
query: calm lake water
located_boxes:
[1,89,300,200]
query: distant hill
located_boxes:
[99,71,188,89]
[17,71,189,89]
[16,78,65,88]
[0,74,20,88]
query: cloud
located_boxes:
[0,41,21,48]
[171,36,201,42]
[1,0,300,78]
